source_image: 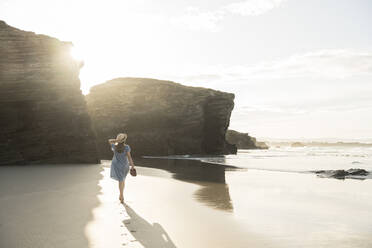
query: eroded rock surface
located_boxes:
[86,78,236,158]
[0,21,99,165]
[226,130,268,149]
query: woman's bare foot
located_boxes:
[119,196,124,203]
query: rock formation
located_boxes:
[0,20,99,165]
[313,168,369,179]
[226,130,268,149]
[291,142,305,147]
[86,78,237,158]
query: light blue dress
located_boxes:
[110,144,131,181]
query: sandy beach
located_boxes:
[2,2,372,247]
[0,161,266,248]
[1,158,372,248]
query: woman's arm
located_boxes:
[108,139,117,144]
[127,151,135,168]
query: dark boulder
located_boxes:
[314,168,369,179]
[346,168,369,176]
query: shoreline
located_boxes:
[1,159,372,248]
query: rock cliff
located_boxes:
[86,78,237,158]
[0,21,99,165]
[226,130,268,149]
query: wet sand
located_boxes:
[86,161,269,248]
[0,165,103,248]
[1,159,372,248]
[0,162,266,248]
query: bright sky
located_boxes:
[1,0,372,140]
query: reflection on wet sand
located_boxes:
[123,203,177,248]
[194,183,233,211]
[134,158,234,212]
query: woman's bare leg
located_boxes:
[119,181,125,202]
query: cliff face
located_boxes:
[226,130,268,149]
[0,21,99,165]
[86,78,237,158]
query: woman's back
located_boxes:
[111,143,131,165]
[109,133,136,203]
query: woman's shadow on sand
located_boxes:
[123,203,177,248]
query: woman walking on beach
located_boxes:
[108,133,135,203]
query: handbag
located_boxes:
[130,167,137,177]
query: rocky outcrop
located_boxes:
[291,142,305,147]
[0,21,99,165]
[226,130,268,149]
[86,78,236,158]
[313,168,369,179]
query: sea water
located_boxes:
[145,146,372,173]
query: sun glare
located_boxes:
[70,46,84,61]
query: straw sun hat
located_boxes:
[116,133,127,143]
